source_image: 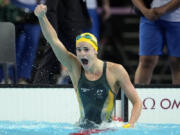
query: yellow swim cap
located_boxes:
[76,33,98,52]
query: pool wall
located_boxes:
[128,86,180,124]
[0,85,179,124]
[0,87,80,123]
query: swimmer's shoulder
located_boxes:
[106,61,124,73]
[106,62,125,92]
[106,61,128,82]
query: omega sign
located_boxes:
[143,97,180,110]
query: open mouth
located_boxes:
[81,58,88,65]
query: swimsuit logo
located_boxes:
[81,88,91,92]
[97,89,103,96]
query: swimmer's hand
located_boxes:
[122,123,134,128]
[34,4,47,18]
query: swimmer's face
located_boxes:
[76,42,97,70]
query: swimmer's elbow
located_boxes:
[133,96,142,109]
[136,98,143,111]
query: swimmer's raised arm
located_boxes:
[34,4,80,73]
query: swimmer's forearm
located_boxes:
[38,15,73,68]
[129,100,142,126]
[38,15,59,45]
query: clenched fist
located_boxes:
[34,4,47,18]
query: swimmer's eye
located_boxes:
[76,48,81,52]
[84,48,89,52]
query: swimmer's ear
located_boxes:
[94,48,98,55]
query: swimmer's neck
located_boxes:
[85,59,104,74]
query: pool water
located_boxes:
[0,121,180,135]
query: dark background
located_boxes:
[33,0,172,84]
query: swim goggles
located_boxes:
[76,33,98,52]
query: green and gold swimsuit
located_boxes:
[76,62,116,128]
